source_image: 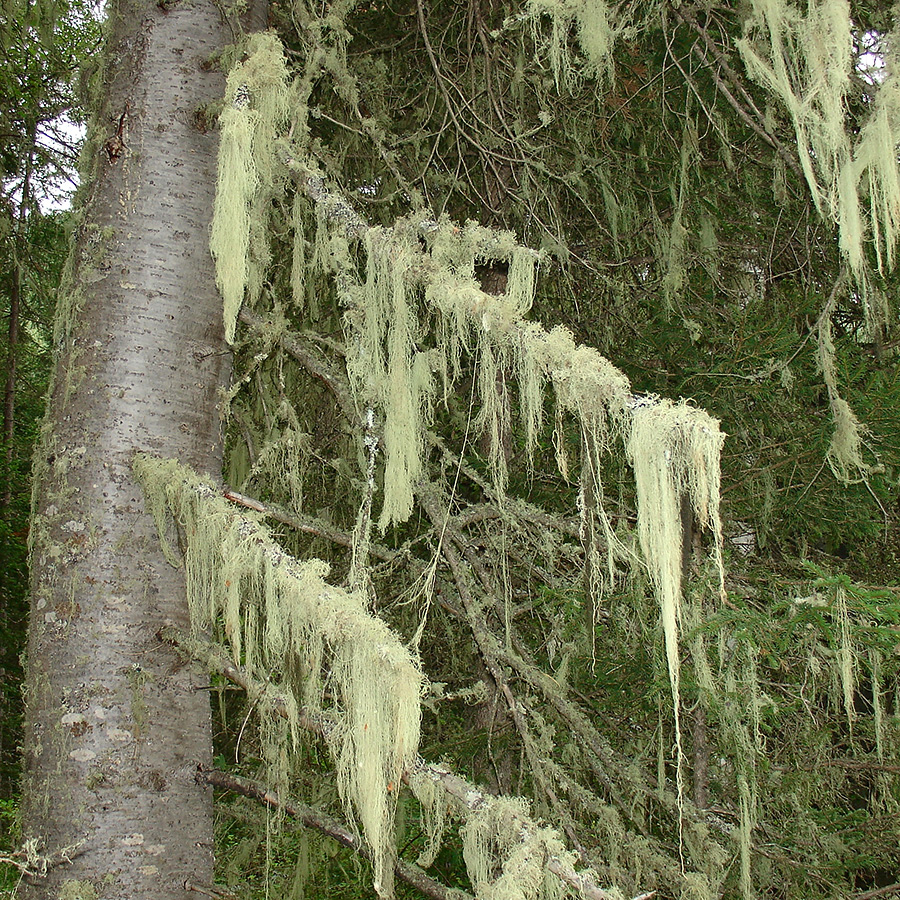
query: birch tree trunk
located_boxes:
[19,0,248,895]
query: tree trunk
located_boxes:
[20,0,242,895]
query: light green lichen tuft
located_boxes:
[211,33,292,343]
[627,400,726,820]
[407,768,450,869]
[460,796,575,900]
[738,0,900,281]
[816,284,873,484]
[133,454,422,899]
[526,0,617,90]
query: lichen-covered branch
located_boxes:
[135,455,421,899]
[162,626,649,900]
[197,768,473,900]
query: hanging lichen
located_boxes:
[460,796,576,900]
[661,122,699,306]
[132,454,422,899]
[344,225,437,529]
[627,399,726,821]
[211,96,256,344]
[210,33,292,343]
[869,649,884,761]
[245,424,310,514]
[335,204,727,644]
[737,0,900,281]
[689,616,763,900]
[526,0,617,90]
[834,582,857,733]
[290,189,308,311]
[816,282,872,484]
[406,767,450,869]
[855,67,900,274]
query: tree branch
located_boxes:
[672,6,804,180]
[162,627,649,900]
[197,768,472,900]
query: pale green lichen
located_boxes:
[211,99,257,343]
[460,796,575,900]
[58,880,98,900]
[133,454,422,899]
[345,225,436,529]
[834,583,856,733]
[816,285,872,484]
[407,768,449,869]
[211,33,292,343]
[627,399,726,823]
[738,0,900,281]
[526,0,617,90]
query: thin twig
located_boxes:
[672,6,803,179]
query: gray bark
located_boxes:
[20,0,243,896]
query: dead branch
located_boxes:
[222,487,399,563]
[672,6,804,180]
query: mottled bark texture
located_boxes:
[20,0,237,896]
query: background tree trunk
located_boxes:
[20,0,240,895]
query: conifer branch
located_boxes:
[162,627,647,900]
[672,6,804,179]
[196,768,472,900]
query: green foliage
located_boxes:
[0,795,21,892]
[0,0,99,819]
[0,207,69,797]
[0,0,100,206]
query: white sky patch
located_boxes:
[856,28,887,86]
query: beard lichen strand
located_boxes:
[346,216,545,526]
[816,294,872,484]
[736,0,900,279]
[737,0,853,205]
[210,101,257,344]
[291,189,308,310]
[405,767,450,870]
[460,796,576,900]
[525,0,618,91]
[869,648,885,761]
[131,454,422,900]
[856,67,900,273]
[835,582,857,733]
[211,33,291,343]
[346,226,436,530]
[626,400,726,835]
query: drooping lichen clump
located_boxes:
[210,33,292,343]
[208,31,734,895]
[460,796,577,900]
[313,197,728,771]
[627,399,726,815]
[526,0,618,90]
[345,225,436,530]
[816,279,873,484]
[738,0,900,280]
[133,454,422,899]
